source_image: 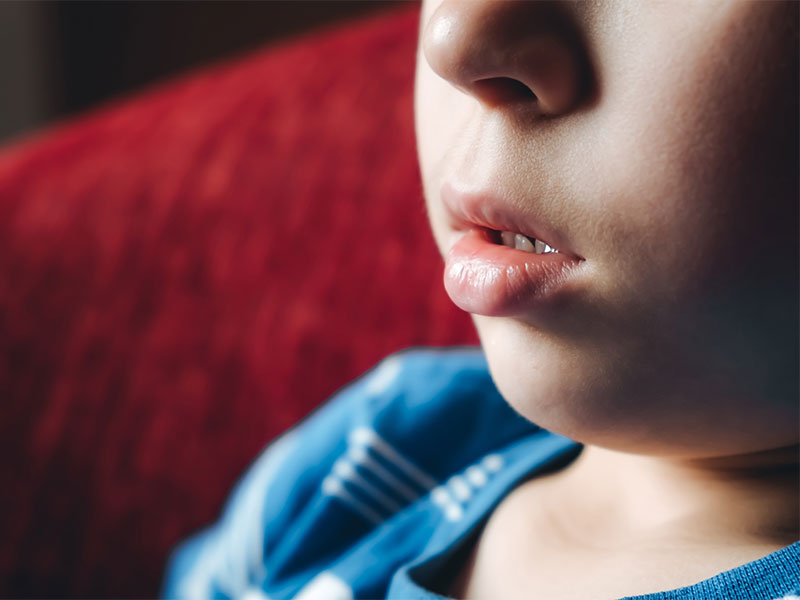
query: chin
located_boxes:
[472,315,606,441]
[471,314,800,458]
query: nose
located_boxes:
[421,0,592,116]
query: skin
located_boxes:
[415,0,799,596]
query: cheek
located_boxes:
[575,0,797,314]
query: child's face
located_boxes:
[415,0,798,457]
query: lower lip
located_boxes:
[444,228,582,317]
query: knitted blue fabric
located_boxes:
[161,348,800,599]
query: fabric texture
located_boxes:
[0,6,477,597]
[162,349,800,600]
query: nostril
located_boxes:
[473,77,537,106]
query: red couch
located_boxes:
[0,7,476,597]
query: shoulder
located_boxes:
[350,347,539,476]
[161,347,539,599]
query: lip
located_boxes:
[440,183,584,317]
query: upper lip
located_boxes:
[440,182,581,259]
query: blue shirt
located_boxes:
[162,348,800,599]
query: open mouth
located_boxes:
[437,182,584,316]
[443,226,580,317]
[489,229,559,254]
[438,184,572,259]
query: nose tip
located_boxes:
[422,0,591,116]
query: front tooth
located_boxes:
[514,233,535,252]
[501,231,517,248]
[534,238,547,254]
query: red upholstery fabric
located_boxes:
[0,7,476,597]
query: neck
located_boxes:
[551,443,800,547]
